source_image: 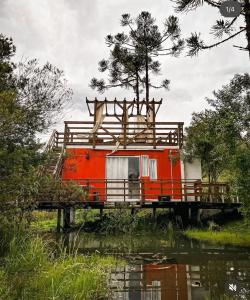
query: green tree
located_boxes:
[173,0,250,58]
[90,44,145,112]
[90,11,184,108]
[0,34,72,231]
[185,73,250,215]
[185,110,225,182]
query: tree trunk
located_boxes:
[145,48,149,109]
[136,70,140,114]
[245,0,250,59]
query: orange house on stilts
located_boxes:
[58,98,205,205]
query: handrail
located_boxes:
[63,121,184,149]
[52,178,234,204]
[53,148,64,178]
[38,130,64,177]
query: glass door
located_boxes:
[106,156,140,201]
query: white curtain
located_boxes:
[141,155,149,177]
[90,103,105,134]
[149,159,157,180]
[106,157,128,201]
[146,105,154,144]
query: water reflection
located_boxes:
[55,232,250,300]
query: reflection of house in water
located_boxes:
[111,263,210,300]
[62,233,250,300]
[143,264,188,300]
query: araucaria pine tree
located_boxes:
[90,11,184,109]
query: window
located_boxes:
[141,155,149,176]
[149,159,157,180]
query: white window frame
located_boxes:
[149,159,157,180]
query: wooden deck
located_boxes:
[37,199,241,210]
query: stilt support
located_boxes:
[189,208,201,224]
[63,207,75,231]
[57,208,62,232]
[173,207,189,226]
[100,208,103,219]
[153,207,156,218]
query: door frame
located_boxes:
[105,155,141,201]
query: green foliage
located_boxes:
[90,11,183,101]
[207,220,220,231]
[88,209,173,234]
[235,146,250,219]
[0,234,120,300]
[185,73,250,215]
[185,110,224,182]
[0,34,72,234]
[38,176,85,204]
[172,0,249,57]
[30,211,58,231]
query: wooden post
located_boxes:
[184,184,187,202]
[124,179,126,202]
[100,208,103,219]
[123,99,127,149]
[221,186,225,203]
[55,131,58,148]
[152,101,156,149]
[153,207,156,218]
[93,100,97,149]
[57,208,62,232]
[63,207,75,231]
[141,179,145,205]
[178,124,183,148]
[189,208,201,224]
[63,123,68,148]
[63,207,70,231]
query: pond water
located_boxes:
[56,231,250,300]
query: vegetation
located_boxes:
[30,208,175,234]
[0,233,121,300]
[172,0,250,58]
[184,73,250,217]
[90,11,184,102]
[185,221,250,247]
[0,33,72,235]
[0,34,116,300]
[30,211,58,231]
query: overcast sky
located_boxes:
[0,0,249,136]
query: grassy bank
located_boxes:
[0,233,122,300]
[185,221,250,247]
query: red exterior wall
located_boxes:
[61,148,182,201]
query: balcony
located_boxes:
[63,121,184,149]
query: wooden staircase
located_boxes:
[40,130,64,178]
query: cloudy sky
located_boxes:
[0,0,249,135]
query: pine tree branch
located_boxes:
[233,45,248,51]
[204,0,220,9]
[202,28,246,50]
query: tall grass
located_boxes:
[0,233,122,300]
[185,220,250,247]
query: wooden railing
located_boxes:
[63,121,184,149]
[44,130,64,153]
[38,130,64,178]
[59,178,235,204]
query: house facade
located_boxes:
[59,98,202,203]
